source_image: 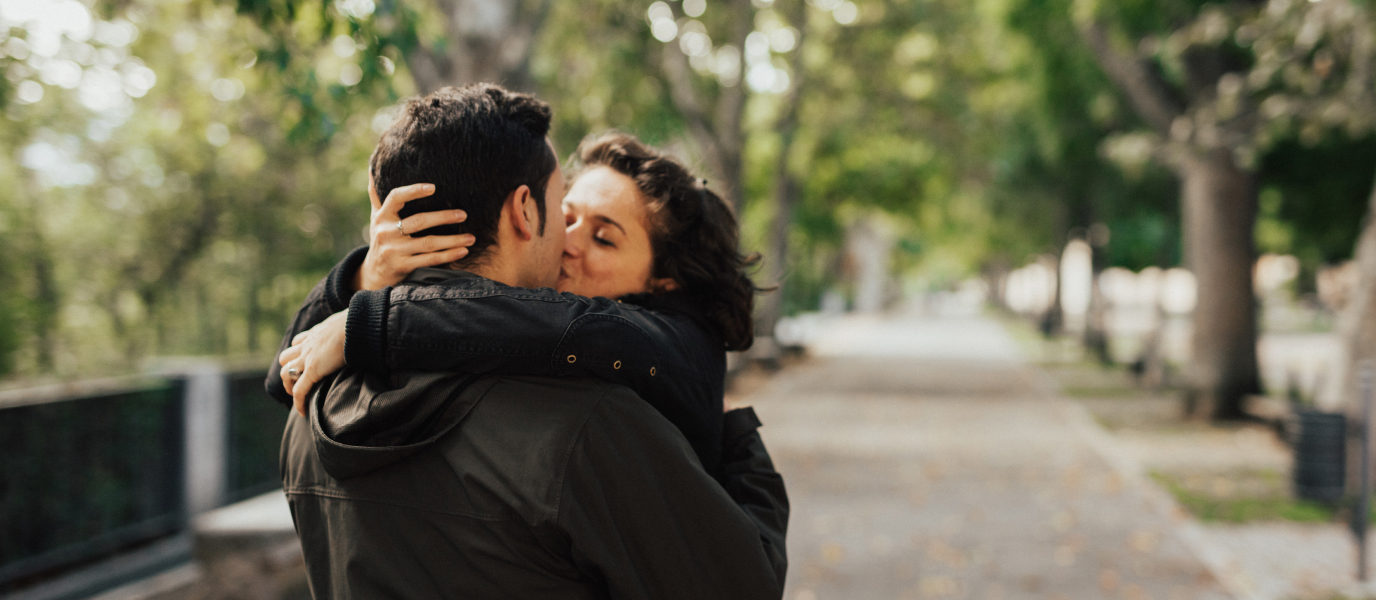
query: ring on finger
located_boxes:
[395,220,407,236]
[287,367,300,377]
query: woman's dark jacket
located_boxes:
[265,247,728,477]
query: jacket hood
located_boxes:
[308,369,495,479]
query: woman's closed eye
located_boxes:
[594,234,616,248]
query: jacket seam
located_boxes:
[398,287,649,311]
[284,485,514,521]
[549,388,615,525]
[553,313,666,375]
[387,342,550,357]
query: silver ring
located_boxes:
[395,220,406,235]
[287,367,300,377]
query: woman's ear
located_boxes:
[649,277,679,293]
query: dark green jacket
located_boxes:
[281,368,788,599]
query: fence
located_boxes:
[0,364,285,595]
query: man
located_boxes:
[271,84,787,599]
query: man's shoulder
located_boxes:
[466,376,680,455]
[476,375,633,414]
[483,375,668,422]
[491,377,697,475]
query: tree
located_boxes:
[0,0,400,376]
[233,0,553,94]
[653,0,751,213]
[756,0,807,342]
[1238,0,1376,411]
[1074,1,1267,418]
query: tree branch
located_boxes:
[709,0,752,210]
[1079,20,1186,137]
[661,42,729,197]
[503,0,555,91]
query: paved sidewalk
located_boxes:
[1206,522,1374,600]
[748,314,1235,600]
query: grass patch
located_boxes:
[1061,385,1152,399]
[1150,471,1337,523]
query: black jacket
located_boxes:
[265,246,727,477]
[276,263,790,599]
[266,249,788,597]
[283,367,788,599]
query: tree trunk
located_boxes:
[756,148,800,340]
[1179,149,1261,419]
[1338,169,1376,413]
[711,0,752,215]
[1076,16,1261,418]
[1084,243,1112,364]
[754,0,806,343]
[246,270,261,353]
[660,0,752,214]
[405,0,553,93]
[661,44,731,202]
[19,172,58,372]
[29,239,58,371]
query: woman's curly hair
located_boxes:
[575,132,762,351]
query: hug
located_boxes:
[263,83,790,599]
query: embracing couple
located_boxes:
[262,83,789,599]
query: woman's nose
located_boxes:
[563,225,584,258]
[564,217,586,255]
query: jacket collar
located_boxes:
[403,267,481,286]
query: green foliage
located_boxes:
[1151,470,1338,524]
[532,2,687,153]
[1001,0,1186,271]
[0,0,1373,376]
[0,0,387,378]
[1259,134,1376,267]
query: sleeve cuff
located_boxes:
[722,406,763,446]
[324,245,371,312]
[345,287,392,374]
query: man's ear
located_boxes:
[367,173,382,214]
[504,185,536,241]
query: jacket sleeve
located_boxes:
[719,407,789,583]
[344,282,718,425]
[262,246,370,407]
[558,397,788,600]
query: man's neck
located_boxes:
[458,257,520,288]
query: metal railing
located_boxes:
[226,371,290,503]
[0,363,286,594]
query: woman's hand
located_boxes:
[279,310,349,416]
[356,182,475,291]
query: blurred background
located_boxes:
[4,0,1376,598]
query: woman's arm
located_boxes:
[349,277,726,475]
[282,274,727,476]
[263,246,369,408]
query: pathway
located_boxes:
[746,313,1236,600]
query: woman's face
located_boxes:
[558,166,662,299]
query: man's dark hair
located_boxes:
[371,84,556,265]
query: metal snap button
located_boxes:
[650,367,656,376]
[567,355,577,363]
[613,360,622,370]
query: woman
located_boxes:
[273,132,760,478]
